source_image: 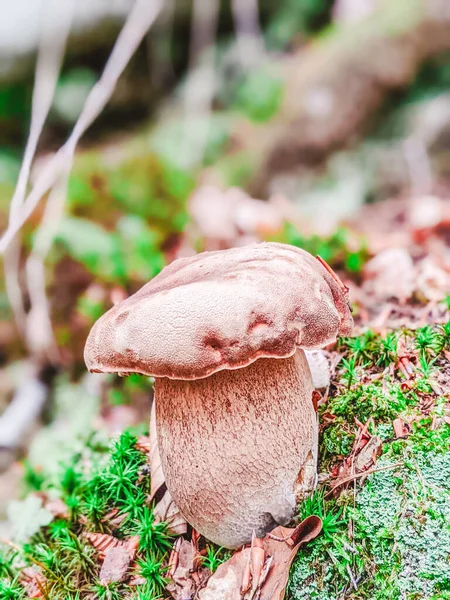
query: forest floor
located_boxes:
[1,2,450,597]
[1,185,450,600]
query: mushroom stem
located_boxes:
[155,350,317,548]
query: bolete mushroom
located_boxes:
[85,242,353,548]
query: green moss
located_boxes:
[233,66,284,122]
[3,326,449,599]
[68,151,193,232]
[0,431,172,599]
[57,148,194,292]
[321,423,355,458]
[329,382,412,423]
[215,150,261,189]
[289,324,450,599]
[270,223,369,273]
[288,496,358,600]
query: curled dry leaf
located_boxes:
[85,532,123,556]
[250,536,265,594]
[197,516,322,600]
[353,435,382,473]
[168,536,183,578]
[199,549,249,600]
[240,535,265,597]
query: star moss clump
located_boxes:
[288,323,450,600]
[0,431,172,600]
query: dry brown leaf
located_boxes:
[20,566,46,599]
[353,435,382,472]
[198,516,322,600]
[85,532,139,559]
[329,422,383,496]
[99,546,133,584]
[85,532,122,555]
[393,418,410,438]
[167,538,210,600]
[198,549,248,600]
[104,508,128,528]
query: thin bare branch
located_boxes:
[231,0,265,69]
[0,0,163,254]
[4,0,74,336]
[25,173,69,362]
[0,371,47,450]
[147,0,176,87]
[180,0,219,168]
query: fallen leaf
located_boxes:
[329,423,383,496]
[85,532,139,559]
[167,538,210,600]
[247,535,265,597]
[198,548,249,600]
[198,516,322,600]
[353,435,382,472]
[100,546,133,584]
[393,418,410,438]
[85,532,122,555]
[311,390,322,413]
[20,566,46,598]
[259,517,323,600]
[104,508,127,528]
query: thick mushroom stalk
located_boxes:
[85,242,353,549]
[156,351,316,548]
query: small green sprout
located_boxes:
[201,546,232,572]
[137,555,168,597]
[415,325,443,358]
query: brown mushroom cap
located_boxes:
[84,242,353,380]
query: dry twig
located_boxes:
[0,0,163,254]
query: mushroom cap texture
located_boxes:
[84,242,353,380]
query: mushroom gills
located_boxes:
[155,350,318,548]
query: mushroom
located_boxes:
[84,242,353,548]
